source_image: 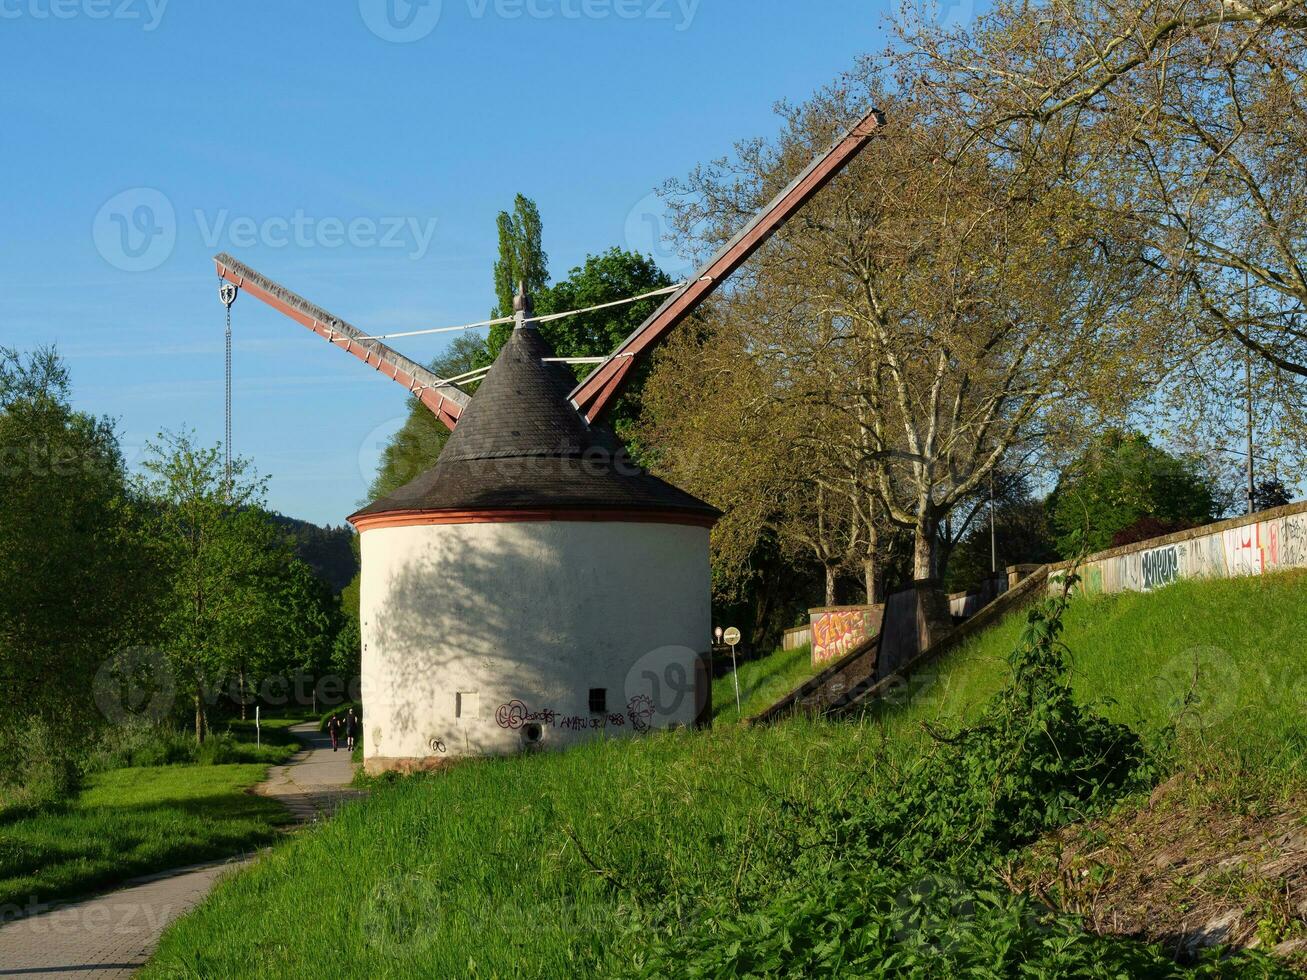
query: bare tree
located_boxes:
[658,78,1151,583]
[903,0,1307,378]
[639,292,872,607]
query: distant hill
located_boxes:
[270,514,358,593]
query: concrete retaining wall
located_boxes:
[829,566,1052,716]
[782,625,811,651]
[750,565,1049,724]
[1053,500,1307,596]
[948,575,1009,619]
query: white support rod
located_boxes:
[356,282,692,342]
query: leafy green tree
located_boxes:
[137,430,293,742]
[1047,431,1216,559]
[333,537,363,687]
[368,334,487,502]
[1253,478,1294,514]
[490,247,674,443]
[0,347,149,787]
[219,508,301,719]
[492,194,548,321]
[259,558,340,714]
[487,247,672,362]
[945,497,1059,594]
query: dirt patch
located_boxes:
[1008,776,1307,971]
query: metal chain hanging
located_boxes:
[218,280,239,494]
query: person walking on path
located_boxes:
[327,714,341,752]
[345,708,359,752]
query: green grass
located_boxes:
[79,716,303,774]
[0,764,292,911]
[865,570,1307,791]
[142,573,1306,976]
[712,643,820,721]
[222,715,307,759]
[147,722,895,978]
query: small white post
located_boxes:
[730,643,741,716]
[255,704,261,749]
[721,627,743,717]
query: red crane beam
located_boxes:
[213,253,470,429]
[570,107,885,423]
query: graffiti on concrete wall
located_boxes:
[1070,505,1307,599]
[1140,545,1180,591]
[1282,515,1307,567]
[810,607,877,665]
[494,698,636,734]
[1223,524,1266,577]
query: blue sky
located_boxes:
[0,0,945,525]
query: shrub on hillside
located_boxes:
[621,583,1224,976]
[82,722,284,772]
[0,717,82,816]
[83,722,199,772]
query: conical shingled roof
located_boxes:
[350,317,720,523]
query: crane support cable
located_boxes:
[353,280,696,342]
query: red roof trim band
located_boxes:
[349,507,719,532]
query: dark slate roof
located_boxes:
[351,321,720,521]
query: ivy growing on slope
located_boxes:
[619,584,1292,977]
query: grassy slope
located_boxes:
[148,722,896,978]
[0,764,292,910]
[712,643,820,721]
[867,570,1307,789]
[145,573,1306,976]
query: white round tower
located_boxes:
[348,291,719,774]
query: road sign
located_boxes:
[723,627,741,647]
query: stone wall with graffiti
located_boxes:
[1056,501,1307,597]
[809,604,884,665]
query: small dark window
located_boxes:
[588,688,607,714]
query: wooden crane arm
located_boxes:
[570,107,885,423]
[213,253,470,429]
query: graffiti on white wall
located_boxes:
[1140,545,1180,591]
[1071,507,1307,597]
[1223,524,1265,577]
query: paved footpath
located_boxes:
[0,722,361,978]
